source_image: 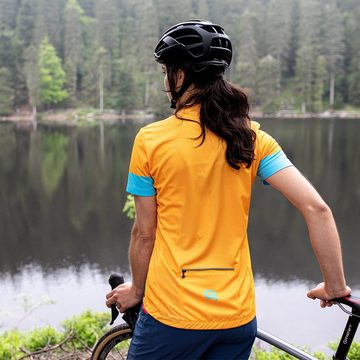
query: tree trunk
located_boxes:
[99,66,104,113]
[145,79,149,108]
[329,71,335,108]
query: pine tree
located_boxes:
[64,0,84,98]
[112,59,137,111]
[83,46,110,111]
[313,55,327,112]
[38,38,68,107]
[234,11,258,93]
[94,0,119,59]
[295,0,323,112]
[196,0,210,19]
[0,67,15,115]
[0,0,17,32]
[296,44,314,112]
[15,0,36,48]
[24,45,40,114]
[265,0,292,80]
[256,55,281,113]
[323,0,345,108]
[287,0,300,77]
[345,4,360,105]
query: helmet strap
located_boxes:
[170,99,177,109]
[167,65,194,109]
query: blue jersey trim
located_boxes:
[257,150,292,184]
[126,173,156,196]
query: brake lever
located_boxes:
[108,273,124,325]
[108,273,143,330]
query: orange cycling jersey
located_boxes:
[126,105,292,330]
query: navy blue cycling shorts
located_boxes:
[127,309,257,360]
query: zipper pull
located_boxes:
[182,270,186,278]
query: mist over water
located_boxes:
[0,117,359,352]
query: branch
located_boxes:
[18,331,74,360]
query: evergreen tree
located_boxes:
[0,67,15,115]
[296,44,314,112]
[0,0,17,32]
[256,55,281,113]
[83,46,110,111]
[24,45,40,114]
[153,0,193,34]
[112,59,137,111]
[15,0,36,48]
[38,38,68,107]
[33,0,50,45]
[287,0,300,77]
[195,0,210,19]
[94,0,119,59]
[0,0,360,113]
[265,0,292,80]
[313,55,327,112]
[64,0,84,98]
[345,5,360,105]
[234,11,258,93]
[295,0,323,112]
[323,0,345,108]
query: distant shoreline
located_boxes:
[1,108,360,124]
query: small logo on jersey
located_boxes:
[204,290,219,301]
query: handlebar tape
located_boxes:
[109,273,124,325]
[108,273,142,330]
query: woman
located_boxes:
[106,20,350,359]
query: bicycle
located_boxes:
[91,274,360,360]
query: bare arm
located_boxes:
[106,195,157,312]
[266,166,351,306]
[129,195,157,298]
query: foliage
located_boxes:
[0,310,360,360]
[123,194,136,220]
[1,0,360,114]
[0,310,109,358]
[254,345,325,360]
[38,38,68,107]
[0,330,24,360]
[254,346,296,360]
[61,310,110,349]
[329,340,360,360]
[0,67,15,115]
[23,326,63,352]
[41,132,69,199]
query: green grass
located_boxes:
[1,309,359,359]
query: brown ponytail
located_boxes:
[173,67,256,170]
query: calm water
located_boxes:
[0,117,359,353]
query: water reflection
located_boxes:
[248,118,360,286]
[1,264,358,354]
[0,118,359,349]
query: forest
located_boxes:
[0,0,360,116]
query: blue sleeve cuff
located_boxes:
[126,173,156,196]
[257,150,293,185]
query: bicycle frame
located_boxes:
[257,299,360,360]
[257,328,318,360]
[104,274,360,360]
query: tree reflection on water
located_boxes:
[0,118,359,285]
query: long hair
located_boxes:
[167,64,256,170]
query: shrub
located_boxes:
[61,310,110,349]
[23,326,63,352]
[0,330,24,360]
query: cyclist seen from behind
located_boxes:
[106,20,351,359]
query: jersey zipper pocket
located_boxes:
[181,267,235,278]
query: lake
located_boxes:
[0,117,359,354]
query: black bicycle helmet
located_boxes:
[154,20,232,72]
